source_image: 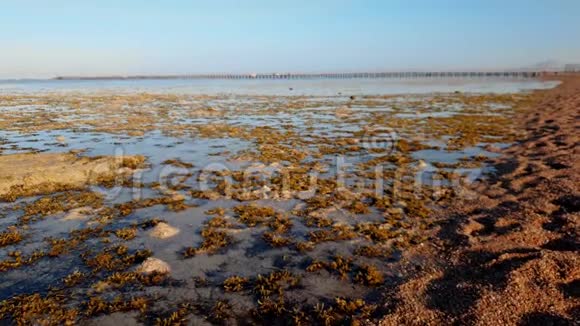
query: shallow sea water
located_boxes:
[0,77,560,96]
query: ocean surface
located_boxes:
[0,78,559,96]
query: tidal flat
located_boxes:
[0,87,546,324]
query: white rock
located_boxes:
[137,257,171,274]
[149,222,180,239]
[417,159,428,169]
[55,135,67,143]
[62,207,91,221]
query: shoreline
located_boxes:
[379,76,579,324]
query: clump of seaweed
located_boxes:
[0,182,86,203]
[295,241,315,252]
[262,231,293,247]
[115,227,138,240]
[305,255,353,280]
[223,276,249,292]
[254,297,288,318]
[268,214,293,233]
[115,195,191,217]
[354,264,384,286]
[303,213,333,228]
[334,297,365,314]
[94,271,170,292]
[0,293,78,325]
[84,295,149,317]
[162,158,194,169]
[205,216,231,228]
[305,260,326,272]
[63,270,85,287]
[0,249,46,273]
[83,246,152,272]
[354,222,393,243]
[0,226,23,247]
[205,207,226,216]
[254,270,299,297]
[402,198,431,218]
[119,155,147,170]
[21,191,103,222]
[334,297,377,321]
[166,198,191,212]
[155,303,192,326]
[190,189,222,200]
[313,303,336,325]
[308,224,357,244]
[48,226,109,257]
[209,300,232,323]
[346,201,371,214]
[183,228,232,257]
[328,255,353,280]
[290,307,311,325]
[233,204,277,227]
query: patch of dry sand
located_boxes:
[0,152,145,201]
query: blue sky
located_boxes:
[1,0,579,78]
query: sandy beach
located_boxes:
[380,75,579,325]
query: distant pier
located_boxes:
[55,71,545,81]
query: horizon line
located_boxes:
[52,69,561,81]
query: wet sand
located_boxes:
[379,76,579,325]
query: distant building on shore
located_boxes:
[564,64,580,72]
